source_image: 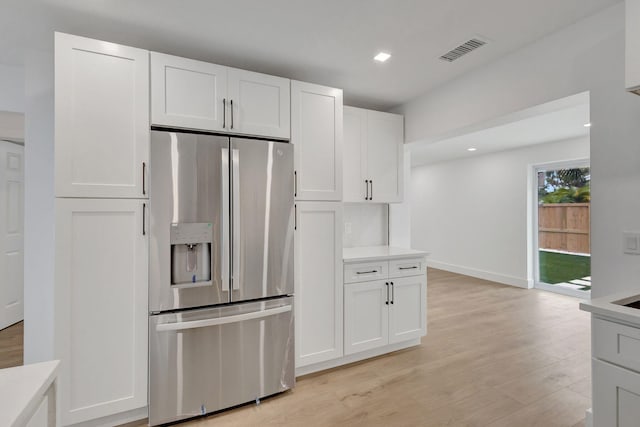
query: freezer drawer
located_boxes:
[149,297,295,426]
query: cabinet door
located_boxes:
[593,358,640,427]
[366,110,404,203]
[292,81,343,201]
[228,68,290,139]
[55,198,148,425]
[294,202,343,367]
[343,107,367,202]
[388,275,426,344]
[344,280,389,355]
[55,33,149,198]
[151,52,228,132]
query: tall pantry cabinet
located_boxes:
[54,33,149,425]
[291,81,344,370]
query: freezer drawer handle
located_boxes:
[156,305,292,332]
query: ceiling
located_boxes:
[409,94,590,167]
[0,0,621,110]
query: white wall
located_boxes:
[343,203,388,248]
[397,3,640,298]
[23,50,55,363]
[411,137,589,287]
[0,64,25,113]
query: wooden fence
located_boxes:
[538,203,590,254]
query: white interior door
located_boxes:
[0,140,24,330]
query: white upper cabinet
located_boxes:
[291,81,343,201]
[151,53,227,131]
[343,107,367,202]
[55,198,148,425]
[55,33,149,199]
[228,68,290,139]
[151,53,290,139]
[343,106,404,203]
[367,110,404,202]
[627,0,640,94]
[294,202,343,368]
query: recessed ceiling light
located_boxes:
[374,52,391,62]
[584,122,592,127]
[467,147,477,152]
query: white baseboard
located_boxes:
[427,260,530,288]
[70,407,147,427]
[295,338,421,377]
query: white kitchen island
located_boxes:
[0,360,59,427]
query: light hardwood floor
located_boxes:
[0,321,23,369]
[130,268,591,427]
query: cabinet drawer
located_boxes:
[344,261,389,284]
[389,258,426,278]
[593,317,640,372]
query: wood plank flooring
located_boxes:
[0,321,23,369]
[133,268,591,427]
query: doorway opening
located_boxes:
[0,110,25,368]
[533,161,591,298]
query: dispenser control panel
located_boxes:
[170,223,213,245]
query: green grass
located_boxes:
[539,250,591,286]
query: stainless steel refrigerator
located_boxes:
[147,129,295,426]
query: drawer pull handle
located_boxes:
[356,270,378,275]
[399,266,418,270]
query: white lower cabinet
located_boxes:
[344,280,389,354]
[55,198,148,425]
[591,316,640,427]
[344,258,426,355]
[294,202,343,367]
[593,358,640,427]
[389,276,427,344]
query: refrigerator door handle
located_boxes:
[155,305,292,332]
[221,148,230,291]
[232,148,240,290]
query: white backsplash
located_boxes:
[343,203,388,248]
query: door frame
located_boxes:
[0,139,25,330]
[528,158,590,298]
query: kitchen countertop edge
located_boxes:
[0,359,59,427]
[343,245,430,263]
[580,291,640,327]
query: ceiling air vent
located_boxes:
[439,38,487,62]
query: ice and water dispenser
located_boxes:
[170,223,212,286]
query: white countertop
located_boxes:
[580,291,640,326]
[0,360,59,427]
[343,245,430,263]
